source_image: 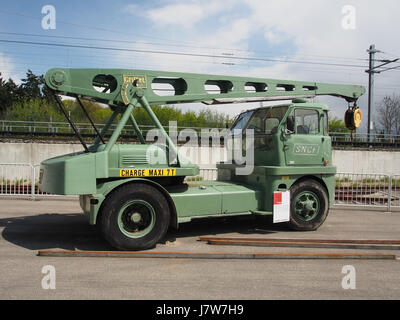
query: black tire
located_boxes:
[288,180,329,231]
[99,183,170,250]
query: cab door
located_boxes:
[284,108,326,166]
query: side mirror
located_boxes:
[281,127,294,136]
[281,126,294,138]
[286,116,295,133]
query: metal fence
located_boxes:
[0,163,399,211]
[331,132,400,145]
[3,120,400,146]
[0,120,226,138]
[391,175,400,210]
[0,163,35,198]
[335,173,394,209]
[0,163,60,199]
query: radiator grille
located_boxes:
[121,155,148,167]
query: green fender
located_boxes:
[88,178,178,228]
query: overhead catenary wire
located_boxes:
[0,32,398,97]
[0,31,370,64]
[0,9,370,64]
[0,9,185,45]
[0,51,374,75]
[1,8,399,79]
[0,38,369,69]
[0,47,369,71]
[0,11,396,75]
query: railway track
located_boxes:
[37,250,395,260]
[37,237,400,260]
[199,236,400,251]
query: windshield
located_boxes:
[242,106,289,135]
[231,110,255,132]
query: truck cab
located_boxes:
[228,101,331,167]
[217,100,335,217]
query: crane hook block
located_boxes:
[345,106,362,131]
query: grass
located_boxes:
[335,177,395,189]
[1,177,30,185]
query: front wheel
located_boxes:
[99,183,170,250]
[288,180,329,231]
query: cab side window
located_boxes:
[265,118,280,134]
[294,109,319,135]
[323,111,329,136]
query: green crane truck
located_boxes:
[39,68,365,250]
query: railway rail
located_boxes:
[199,236,400,251]
[37,250,396,260]
[36,236,400,260]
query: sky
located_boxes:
[0,0,400,130]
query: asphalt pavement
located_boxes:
[0,198,399,300]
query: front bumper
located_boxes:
[79,194,105,225]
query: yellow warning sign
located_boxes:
[120,168,176,178]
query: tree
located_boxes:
[19,70,46,101]
[1,69,232,129]
[0,70,53,116]
[62,99,113,123]
[0,73,22,116]
[4,98,65,122]
[328,116,348,134]
[376,94,400,135]
[0,73,10,115]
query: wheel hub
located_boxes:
[294,191,320,221]
[130,212,142,223]
[117,200,156,238]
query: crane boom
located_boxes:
[45,68,365,106]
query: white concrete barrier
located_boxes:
[0,142,399,176]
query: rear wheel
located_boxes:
[99,183,170,250]
[288,180,329,231]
